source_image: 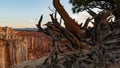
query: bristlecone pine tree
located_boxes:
[69,0,120,20]
[36,0,120,68]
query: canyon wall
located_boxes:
[0,27,51,68]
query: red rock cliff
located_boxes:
[0,27,51,68]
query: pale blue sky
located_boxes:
[0,0,91,28]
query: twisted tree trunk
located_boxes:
[53,0,85,36]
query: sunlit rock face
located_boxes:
[0,27,51,68]
[17,31,51,60]
[0,39,7,68]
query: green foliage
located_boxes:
[69,0,120,13]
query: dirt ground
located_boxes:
[14,57,46,68]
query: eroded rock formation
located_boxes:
[0,27,51,68]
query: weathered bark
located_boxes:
[87,8,97,18]
[38,0,120,68]
[53,0,85,36]
[113,7,120,21]
[36,15,43,29]
[82,17,93,29]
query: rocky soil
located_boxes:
[13,57,46,68]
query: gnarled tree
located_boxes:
[37,0,120,68]
[69,0,120,21]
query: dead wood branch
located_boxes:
[36,0,120,68]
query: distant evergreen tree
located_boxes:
[69,0,120,20]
